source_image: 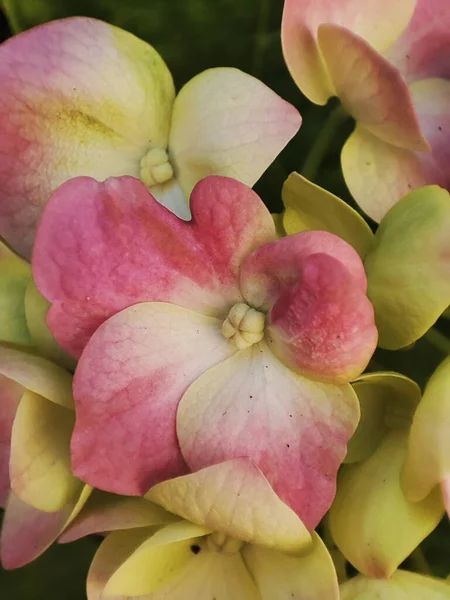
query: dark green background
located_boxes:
[0,1,448,597]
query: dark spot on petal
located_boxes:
[249,395,253,398]
[190,544,201,555]
[286,444,290,448]
[439,126,443,131]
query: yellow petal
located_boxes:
[146,458,311,553]
[0,345,73,409]
[403,356,450,502]
[104,521,211,597]
[282,172,374,258]
[329,429,444,578]
[243,532,339,600]
[340,570,450,599]
[0,239,32,346]
[347,372,421,463]
[169,67,300,199]
[9,390,81,511]
[87,527,157,600]
[24,279,76,371]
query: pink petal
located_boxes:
[342,79,450,222]
[281,0,416,104]
[33,175,275,357]
[0,376,22,507]
[317,24,428,151]
[71,302,235,496]
[385,0,450,83]
[1,492,72,569]
[177,343,359,530]
[59,491,174,543]
[267,253,377,383]
[240,230,367,311]
[0,17,174,258]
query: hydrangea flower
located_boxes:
[328,372,444,578]
[0,17,301,258]
[0,345,91,569]
[282,174,450,349]
[282,0,450,221]
[32,174,378,531]
[59,494,339,600]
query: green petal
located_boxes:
[282,172,374,258]
[403,356,450,502]
[347,372,421,463]
[365,185,450,349]
[24,280,76,371]
[0,240,32,346]
[329,429,444,578]
[340,570,450,599]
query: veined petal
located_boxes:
[364,185,450,349]
[282,172,374,259]
[9,390,81,512]
[177,344,359,530]
[243,532,339,600]
[1,485,91,569]
[403,356,450,502]
[147,458,311,552]
[32,175,275,357]
[329,429,444,578]
[0,375,22,507]
[169,67,301,198]
[60,492,175,543]
[0,239,32,346]
[385,0,450,83]
[71,302,234,496]
[240,230,367,312]
[0,16,174,257]
[281,0,416,104]
[346,372,421,463]
[342,79,450,222]
[318,25,428,151]
[340,570,450,599]
[0,345,73,409]
[264,254,376,383]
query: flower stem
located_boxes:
[424,327,450,356]
[301,105,349,181]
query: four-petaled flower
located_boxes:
[282,0,450,221]
[32,174,377,530]
[0,17,300,258]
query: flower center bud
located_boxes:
[207,532,243,554]
[140,147,174,187]
[222,302,265,350]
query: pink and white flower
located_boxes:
[282,0,450,221]
[32,174,378,530]
[0,17,300,258]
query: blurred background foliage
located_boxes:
[0,1,448,597]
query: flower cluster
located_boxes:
[0,2,450,599]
